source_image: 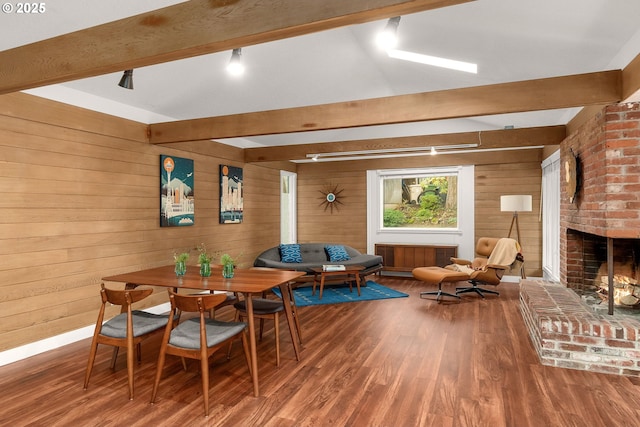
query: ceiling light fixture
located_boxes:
[387,49,477,73]
[118,69,134,90]
[297,145,542,163]
[376,16,401,50]
[227,48,245,76]
[306,144,476,160]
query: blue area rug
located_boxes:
[274,280,408,307]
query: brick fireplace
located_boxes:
[520,102,640,377]
[561,102,640,307]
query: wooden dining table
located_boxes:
[102,265,306,397]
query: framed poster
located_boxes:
[160,155,194,227]
[220,164,243,223]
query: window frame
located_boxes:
[366,165,475,259]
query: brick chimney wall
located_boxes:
[560,102,640,286]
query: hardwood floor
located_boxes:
[3,277,640,426]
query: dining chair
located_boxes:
[250,266,302,345]
[227,267,302,367]
[208,291,238,318]
[230,296,285,366]
[150,289,251,417]
[83,283,171,400]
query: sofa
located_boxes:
[253,243,383,283]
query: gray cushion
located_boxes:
[169,317,246,349]
[100,310,169,338]
[234,298,284,314]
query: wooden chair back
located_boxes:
[170,291,227,313]
[84,283,165,400]
[101,285,153,307]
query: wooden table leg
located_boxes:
[319,274,326,300]
[354,273,361,296]
[278,283,301,361]
[242,292,259,397]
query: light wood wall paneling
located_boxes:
[297,169,367,252]
[0,93,148,142]
[475,162,542,277]
[0,98,281,351]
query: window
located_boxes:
[366,166,473,257]
[381,170,458,229]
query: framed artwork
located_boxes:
[160,155,194,227]
[220,164,243,223]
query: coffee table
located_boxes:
[309,265,365,299]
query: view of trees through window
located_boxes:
[382,174,458,228]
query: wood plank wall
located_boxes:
[0,93,281,352]
[297,151,543,277]
[0,92,544,353]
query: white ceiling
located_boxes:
[4,0,640,148]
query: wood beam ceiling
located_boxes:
[622,52,640,101]
[149,71,620,143]
[244,126,566,162]
[0,0,473,95]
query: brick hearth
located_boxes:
[520,279,640,377]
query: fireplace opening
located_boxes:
[565,229,640,314]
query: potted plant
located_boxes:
[197,243,213,277]
[173,251,190,277]
[220,253,235,279]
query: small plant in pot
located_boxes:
[197,243,213,277]
[220,253,235,279]
[173,251,190,277]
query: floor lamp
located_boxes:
[500,195,532,278]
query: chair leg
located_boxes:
[136,343,142,364]
[110,346,119,370]
[241,329,252,376]
[151,344,166,404]
[126,341,135,400]
[455,281,499,298]
[200,355,210,417]
[228,311,243,359]
[274,312,280,367]
[292,305,303,346]
[420,282,460,303]
[83,340,99,390]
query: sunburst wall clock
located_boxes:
[319,183,344,213]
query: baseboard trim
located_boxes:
[0,302,171,367]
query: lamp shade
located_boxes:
[500,195,532,212]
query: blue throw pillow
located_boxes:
[325,245,350,262]
[279,244,303,263]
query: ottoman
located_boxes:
[412,266,469,302]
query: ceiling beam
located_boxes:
[243,125,566,162]
[0,0,473,95]
[622,52,640,100]
[150,71,620,143]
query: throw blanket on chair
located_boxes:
[487,238,523,272]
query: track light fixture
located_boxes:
[227,48,245,76]
[376,16,401,50]
[118,69,134,90]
